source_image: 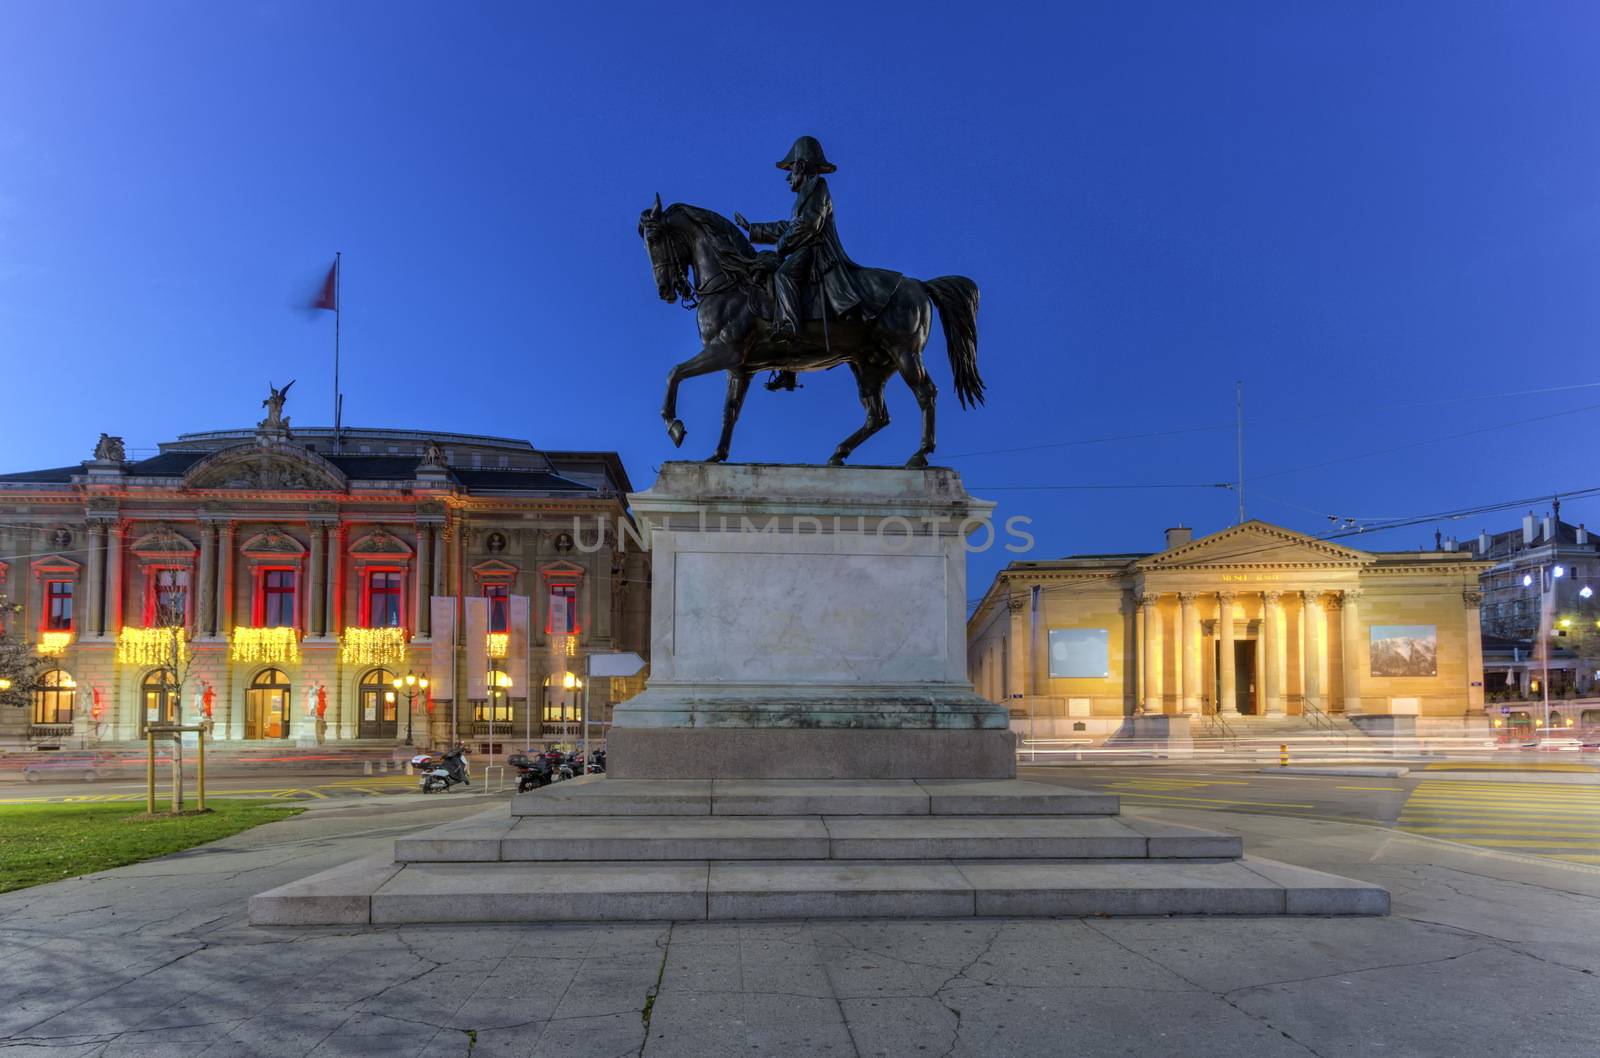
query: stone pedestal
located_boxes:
[609,463,1014,779]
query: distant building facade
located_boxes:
[0,399,648,751]
[967,521,1489,738]
[1455,507,1600,697]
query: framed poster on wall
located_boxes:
[1370,625,1437,677]
[1048,628,1110,678]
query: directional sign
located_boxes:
[586,651,647,678]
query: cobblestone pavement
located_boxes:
[1,798,1597,1057]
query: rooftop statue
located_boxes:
[638,136,983,467]
[260,380,295,432]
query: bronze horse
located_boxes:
[638,197,983,467]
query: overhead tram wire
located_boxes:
[944,380,1600,462]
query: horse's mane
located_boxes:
[667,203,755,257]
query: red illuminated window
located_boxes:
[146,569,190,626]
[45,581,74,632]
[546,583,578,635]
[367,571,404,628]
[485,583,510,633]
[262,570,297,628]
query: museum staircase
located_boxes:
[251,776,1388,924]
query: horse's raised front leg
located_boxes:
[709,370,753,463]
[829,363,892,466]
[661,345,739,448]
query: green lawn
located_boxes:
[0,800,305,894]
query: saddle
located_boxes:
[723,250,902,325]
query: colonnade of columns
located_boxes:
[1137,587,1363,716]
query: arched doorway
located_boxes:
[358,668,398,740]
[141,670,177,734]
[247,668,292,739]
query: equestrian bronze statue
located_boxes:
[638,136,983,467]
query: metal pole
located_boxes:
[333,251,342,446]
[1235,380,1246,524]
[1542,563,1552,738]
[581,660,591,771]
[146,729,155,814]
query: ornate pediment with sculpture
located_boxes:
[183,444,347,492]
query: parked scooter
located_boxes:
[508,752,553,792]
[415,746,470,793]
[587,749,606,774]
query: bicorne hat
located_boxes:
[776,135,837,174]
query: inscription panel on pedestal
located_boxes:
[672,550,947,682]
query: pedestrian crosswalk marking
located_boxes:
[1397,779,1600,865]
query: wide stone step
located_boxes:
[509,777,1119,817]
[394,814,1241,863]
[250,855,1387,925]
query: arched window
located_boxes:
[542,671,582,725]
[141,670,177,732]
[32,669,76,725]
[247,668,293,740]
[358,668,398,739]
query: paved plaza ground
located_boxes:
[2,783,1597,1057]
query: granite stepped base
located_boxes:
[250,778,1388,924]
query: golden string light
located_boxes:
[230,627,301,665]
[341,626,407,667]
[486,632,508,659]
[115,627,190,666]
[36,631,73,657]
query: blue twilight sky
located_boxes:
[2,1,1599,592]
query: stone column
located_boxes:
[1340,589,1364,714]
[414,525,432,638]
[105,523,126,636]
[196,523,216,638]
[1140,593,1162,714]
[1262,591,1285,715]
[432,524,447,599]
[1464,591,1485,712]
[85,523,106,638]
[1217,591,1237,715]
[325,525,344,636]
[1302,591,1322,709]
[1179,592,1201,714]
[308,523,326,637]
[217,523,235,636]
[1133,595,1145,708]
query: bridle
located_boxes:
[646,207,739,310]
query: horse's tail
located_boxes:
[923,275,984,409]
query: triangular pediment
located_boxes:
[1137,521,1371,570]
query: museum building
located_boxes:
[967,521,1491,738]
[0,396,649,751]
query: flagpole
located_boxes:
[333,251,342,447]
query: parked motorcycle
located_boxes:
[587,749,606,774]
[508,752,553,792]
[415,746,470,793]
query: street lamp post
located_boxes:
[391,670,429,746]
[1524,563,1566,739]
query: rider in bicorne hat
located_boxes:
[736,136,869,346]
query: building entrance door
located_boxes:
[246,669,292,739]
[1235,640,1258,715]
[358,669,399,740]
